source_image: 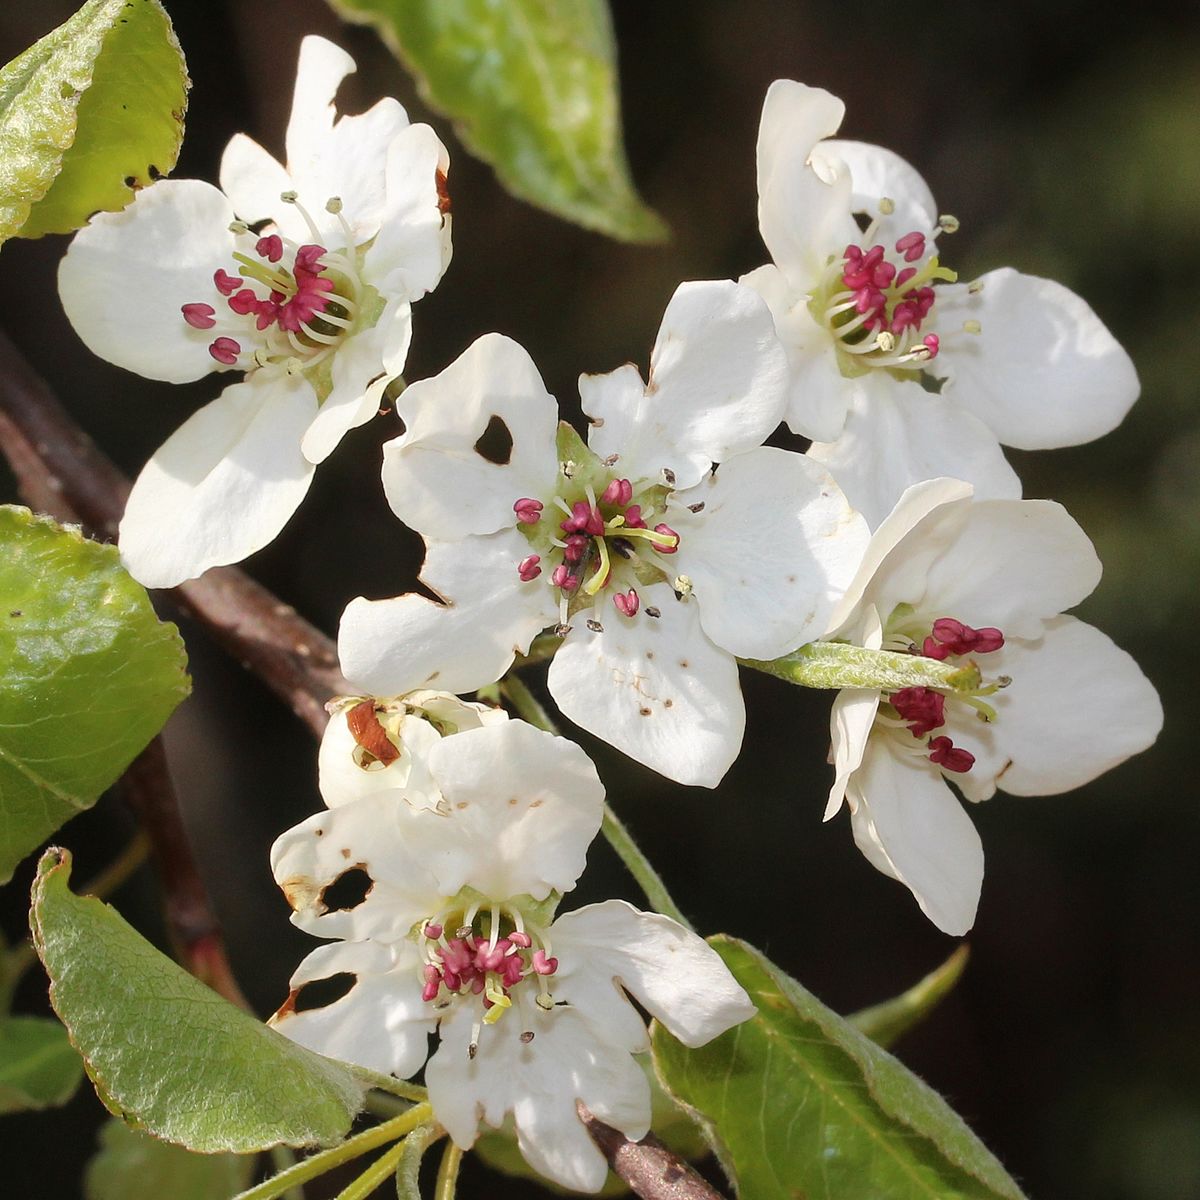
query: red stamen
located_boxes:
[213,269,240,296]
[256,234,283,263]
[517,554,541,582]
[513,497,543,525]
[928,736,975,773]
[653,523,680,554]
[181,302,216,329]
[891,687,946,737]
[613,589,639,617]
[208,337,240,365]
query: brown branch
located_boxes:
[118,739,251,1010]
[0,329,723,1196]
[579,1107,728,1200]
[0,327,346,737]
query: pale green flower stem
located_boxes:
[232,1105,434,1200]
[498,672,692,930]
[436,1142,464,1200]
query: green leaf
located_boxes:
[85,1118,254,1200]
[0,506,190,883]
[651,936,1027,1200]
[325,0,667,243]
[0,0,188,244]
[0,1014,84,1113]
[30,847,366,1151]
[850,946,970,1049]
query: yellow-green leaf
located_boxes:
[30,848,366,1151]
[652,936,1026,1200]
[0,0,188,244]
[0,506,190,883]
[325,0,667,243]
[0,1014,84,1113]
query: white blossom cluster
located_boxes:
[57,40,1162,1191]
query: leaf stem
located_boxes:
[232,1105,433,1200]
[332,1138,411,1200]
[499,675,690,928]
[434,1141,463,1200]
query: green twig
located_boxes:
[333,1137,413,1200]
[231,1105,433,1200]
[267,1147,304,1200]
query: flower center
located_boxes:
[512,464,682,634]
[811,208,972,379]
[874,611,1009,775]
[180,193,367,379]
[417,900,558,1058]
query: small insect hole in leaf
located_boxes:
[474,414,514,465]
[293,973,357,1012]
[320,866,373,912]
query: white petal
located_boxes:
[937,268,1140,450]
[58,179,235,383]
[427,993,649,1194]
[950,617,1162,800]
[756,80,857,294]
[916,499,1102,639]
[218,133,296,234]
[847,737,984,935]
[822,139,938,236]
[582,281,788,491]
[824,478,974,637]
[284,36,411,243]
[408,690,510,732]
[365,123,452,300]
[301,298,412,465]
[270,794,440,942]
[807,374,1021,528]
[551,900,756,1049]
[672,447,869,659]
[548,588,744,787]
[318,708,443,810]
[385,334,560,538]
[739,263,852,441]
[826,687,882,820]
[338,529,558,696]
[270,940,435,1078]
[118,374,317,588]
[424,722,604,901]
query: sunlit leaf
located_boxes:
[850,945,970,1049]
[85,1119,254,1200]
[0,506,190,883]
[0,0,188,244]
[0,1014,84,1113]
[325,0,667,242]
[652,935,1026,1200]
[30,848,366,1151]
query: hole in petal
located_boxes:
[293,972,356,1013]
[473,414,514,465]
[320,866,373,912]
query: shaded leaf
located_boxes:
[85,1118,254,1200]
[0,1014,84,1113]
[0,506,190,883]
[651,935,1026,1200]
[0,0,188,244]
[325,0,667,243]
[30,848,366,1151]
[850,945,970,1049]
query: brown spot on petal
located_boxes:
[280,875,323,913]
[271,989,300,1022]
[639,706,652,717]
[346,700,401,766]
[436,168,451,215]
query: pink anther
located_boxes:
[513,497,543,525]
[227,288,262,317]
[551,564,579,591]
[208,337,241,365]
[500,956,524,987]
[931,617,1005,656]
[517,554,542,582]
[181,302,216,329]
[928,736,975,773]
[895,231,927,262]
[613,589,640,617]
[563,534,588,563]
[424,922,443,939]
[213,268,241,296]
[508,931,532,948]
[531,950,558,976]
[256,234,284,263]
[623,504,646,529]
[294,244,326,272]
[922,334,940,358]
[653,523,679,554]
[601,478,634,507]
[891,687,946,737]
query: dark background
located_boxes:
[2,1,1198,1197]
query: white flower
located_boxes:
[336,280,870,786]
[319,690,507,811]
[269,720,754,1193]
[58,36,451,587]
[743,79,1140,525]
[822,479,1162,934]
